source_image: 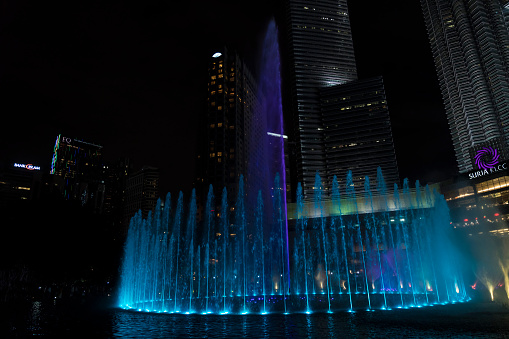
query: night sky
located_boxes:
[0,0,456,196]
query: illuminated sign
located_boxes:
[468,147,506,179]
[468,162,507,179]
[212,52,222,58]
[475,147,499,170]
[60,136,73,144]
[14,163,41,171]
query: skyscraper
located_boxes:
[320,77,400,191]
[49,134,105,209]
[195,48,258,207]
[282,0,358,198]
[281,0,399,198]
[420,0,509,173]
[124,166,159,230]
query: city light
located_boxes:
[267,132,288,139]
[14,163,40,171]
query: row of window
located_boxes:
[477,176,509,194]
[209,123,235,129]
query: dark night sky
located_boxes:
[0,0,456,196]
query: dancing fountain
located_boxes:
[118,169,468,314]
[118,20,468,314]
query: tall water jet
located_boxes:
[346,170,371,309]
[332,176,352,310]
[296,183,310,311]
[330,177,341,294]
[255,190,267,313]
[314,172,331,312]
[236,176,248,313]
[424,185,440,303]
[220,188,228,313]
[204,186,214,313]
[274,173,288,313]
[173,192,184,312]
[377,168,403,307]
[247,19,289,296]
[161,193,171,311]
[187,189,197,313]
[395,182,416,305]
[364,176,387,309]
[414,181,429,305]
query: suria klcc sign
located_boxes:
[14,163,41,171]
[468,147,507,179]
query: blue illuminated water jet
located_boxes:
[119,169,467,314]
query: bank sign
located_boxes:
[14,163,41,171]
[468,147,507,179]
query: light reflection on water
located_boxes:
[5,300,509,338]
[109,303,509,338]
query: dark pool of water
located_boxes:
[2,298,509,338]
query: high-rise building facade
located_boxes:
[420,0,509,173]
[281,0,358,198]
[49,134,106,210]
[320,77,400,191]
[124,166,159,230]
[280,0,400,198]
[103,157,132,237]
[195,48,258,207]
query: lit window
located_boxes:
[217,123,223,127]
[211,75,216,80]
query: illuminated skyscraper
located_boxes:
[320,77,400,190]
[420,0,509,173]
[195,48,258,207]
[50,134,105,207]
[281,0,358,198]
[281,0,399,198]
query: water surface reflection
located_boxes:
[110,303,509,338]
